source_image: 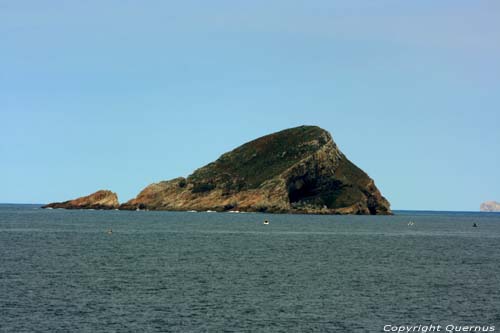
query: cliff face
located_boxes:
[121,126,391,214]
[480,201,500,212]
[43,190,119,210]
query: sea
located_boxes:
[1,204,499,332]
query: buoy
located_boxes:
[473,223,478,228]
[107,229,113,234]
[263,219,269,225]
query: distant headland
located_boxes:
[43,126,391,215]
[480,201,500,212]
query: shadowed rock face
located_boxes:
[120,126,391,215]
[480,201,500,212]
[43,190,119,210]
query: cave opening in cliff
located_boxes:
[287,175,347,209]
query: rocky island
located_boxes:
[44,126,391,215]
[480,201,500,212]
[42,190,119,210]
[122,126,391,214]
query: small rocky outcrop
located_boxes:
[480,201,500,212]
[120,126,391,215]
[43,190,119,210]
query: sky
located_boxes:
[1,0,499,211]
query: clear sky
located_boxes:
[1,0,499,211]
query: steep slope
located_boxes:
[121,126,391,214]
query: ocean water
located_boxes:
[1,205,499,332]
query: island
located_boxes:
[480,201,500,212]
[44,126,391,215]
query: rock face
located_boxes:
[43,190,119,210]
[480,201,500,212]
[121,126,391,215]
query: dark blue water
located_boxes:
[1,205,499,332]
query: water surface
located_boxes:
[1,205,499,332]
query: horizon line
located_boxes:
[0,203,489,213]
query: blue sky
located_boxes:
[1,0,499,210]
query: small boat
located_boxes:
[263,219,269,225]
[107,229,113,235]
[473,223,478,228]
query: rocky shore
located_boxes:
[42,190,119,210]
